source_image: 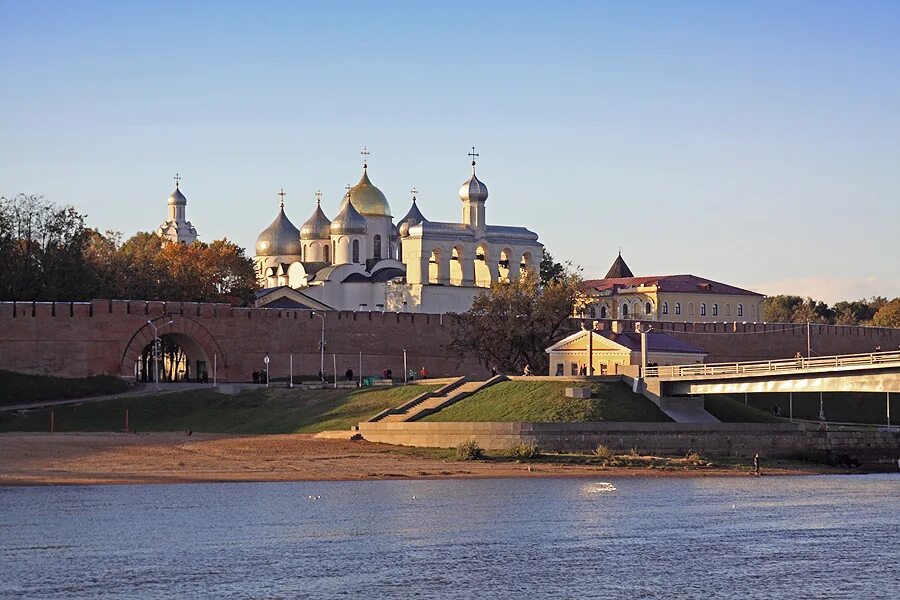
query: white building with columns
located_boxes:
[253,150,543,313]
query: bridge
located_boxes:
[644,350,900,396]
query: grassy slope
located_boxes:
[0,385,440,434]
[422,380,672,422]
[704,396,780,423]
[0,370,131,407]
[706,392,893,424]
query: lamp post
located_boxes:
[403,348,408,384]
[312,311,325,383]
[289,352,293,388]
[264,353,270,387]
[147,318,174,390]
[637,324,653,378]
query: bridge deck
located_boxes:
[645,350,900,381]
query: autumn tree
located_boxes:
[449,268,581,374]
[871,298,900,328]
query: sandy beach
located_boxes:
[0,432,839,486]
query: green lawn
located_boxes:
[0,384,440,434]
[0,370,131,407]
[706,392,893,424]
[421,380,672,422]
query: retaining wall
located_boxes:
[357,421,900,469]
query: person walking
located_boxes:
[345,367,354,382]
[753,453,761,476]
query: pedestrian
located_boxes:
[419,366,428,379]
[773,404,781,417]
[252,370,259,384]
[386,368,392,380]
[523,364,532,376]
[491,367,497,377]
[753,453,761,476]
[346,367,354,381]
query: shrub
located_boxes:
[456,439,483,460]
[686,451,703,464]
[594,444,614,463]
[507,442,539,459]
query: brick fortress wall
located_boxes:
[2,301,899,381]
[0,300,486,382]
[574,318,900,363]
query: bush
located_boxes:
[685,451,703,464]
[456,439,483,460]
[593,444,615,463]
[507,442,539,459]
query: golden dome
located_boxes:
[345,167,391,217]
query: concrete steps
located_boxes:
[369,376,506,423]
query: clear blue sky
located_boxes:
[2,0,898,302]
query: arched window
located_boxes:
[324,244,330,263]
[689,303,694,316]
[645,302,652,315]
[600,305,607,319]
[621,303,629,317]
[725,304,731,317]
[737,304,743,317]
[373,235,382,260]
[352,239,360,263]
[674,302,681,315]
[589,306,596,318]
[662,302,668,315]
[700,303,707,316]
[712,303,718,316]
[302,245,306,262]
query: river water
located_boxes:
[1,474,898,599]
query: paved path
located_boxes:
[0,383,212,413]
[659,406,720,424]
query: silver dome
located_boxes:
[256,208,302,256]
[330,194,368,235]
[300,199,332,240]
[458,167,488,204]
[397,197,426,228]
[168,186,187,205]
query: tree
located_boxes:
[0,194,95,301]
[449,269,581,374]
[539,248,566,286]
[762,295,803,323]
[871,298,900,328]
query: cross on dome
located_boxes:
[468,146,479,173]
[315,189,322,204]
[278,188,286,208]
[360,146,370,168]
[174,173,181,187]
[411,187,418,201]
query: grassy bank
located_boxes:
[0,385,440,434]
[421,380,672,422]
[0,370,131,407]
[706,392,894,424]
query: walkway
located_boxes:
[0,383,211,413]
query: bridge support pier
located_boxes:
[888,392,892,427]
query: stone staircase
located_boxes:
[369,376,506,423]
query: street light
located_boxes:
[403,348,408,383]
[147,318,174,390]
[311,311,325,383]
[264,352,270,387]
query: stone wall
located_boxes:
[357,421,900,469]
[574,318,900,363]
[0,300,486,382]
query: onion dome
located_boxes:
[300,192,332,240]
[458,165,489,204]
[168,185,187,205]
[346,166,391,217]
[255,194,301,256]
[330,193,368,235]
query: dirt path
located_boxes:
[0,432,831,486]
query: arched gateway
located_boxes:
[120,315,228,382]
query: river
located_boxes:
[1,474,898,599]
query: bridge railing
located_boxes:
[644,350,900,379]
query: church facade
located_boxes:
[253,151,543,313]
[155,175,198,244]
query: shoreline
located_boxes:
[0,432,850,487]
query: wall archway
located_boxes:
[120,315,229,382]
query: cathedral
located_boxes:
[251,149,543,313]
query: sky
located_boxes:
[1,0,898,302]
